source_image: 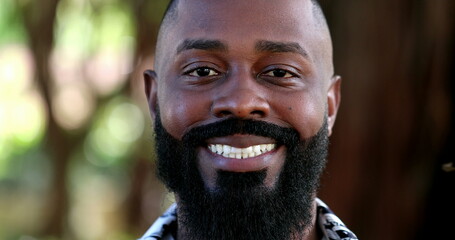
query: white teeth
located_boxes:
[231,147,241,154]
[216,144,223,153]
[260,144,267,153]
[207,143,276,159]
[253,145,261,153]
[244,146,252,153]
[223,145,231,154]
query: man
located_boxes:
[140,0,358,239]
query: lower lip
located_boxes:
[199,146,283,172]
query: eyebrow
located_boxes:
[255,40,309,59]
[176,39,228,54]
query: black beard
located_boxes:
[154,112,329,240]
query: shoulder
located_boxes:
[137,204,178,240]
[316,198,359,240]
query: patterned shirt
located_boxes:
[139,198,358,240]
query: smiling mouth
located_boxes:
[207,144,277,159]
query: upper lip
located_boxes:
[205,134,276,148]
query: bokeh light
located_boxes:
[0,44,45,177]
[0,0,157,239]
[52,82,95,130]
[84,98,145,167]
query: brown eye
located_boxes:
[188,67,219,77]
[263,69,294,78]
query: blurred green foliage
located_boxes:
[1,0,453,239]
[0,0,27,45]
[0,0,170,239]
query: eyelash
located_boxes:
[182,66,301,89]
[183,67,220,77]
[261,68,297,79]
[184,68,296,77]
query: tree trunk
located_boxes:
[20,0,71,238]
[319,0,454,239]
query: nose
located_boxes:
[211,74,270,119]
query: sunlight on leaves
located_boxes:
[85,97,145,167]
[0,45,45,177]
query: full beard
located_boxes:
[154,111,329,240]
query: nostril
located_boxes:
[215,109,265,118]
[251,110,265,116]
[217,110,232,117]
[211,90,270,119]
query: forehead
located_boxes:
[163,0,319,51]
[183,0,312,34]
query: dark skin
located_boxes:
[144,0,341,239]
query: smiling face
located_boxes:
[146,0,340,189]
[145,0,341,238]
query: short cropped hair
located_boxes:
[161,0,326,28]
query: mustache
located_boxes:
[181,118,300,148]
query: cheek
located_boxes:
[158,89,212,139]
[274,91,326,139]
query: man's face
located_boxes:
[145,0,341,238]
[147,0,340,190]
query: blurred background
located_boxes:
[0,0,453,239]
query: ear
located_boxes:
[144,69,158,121]
[327,75,342,136]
